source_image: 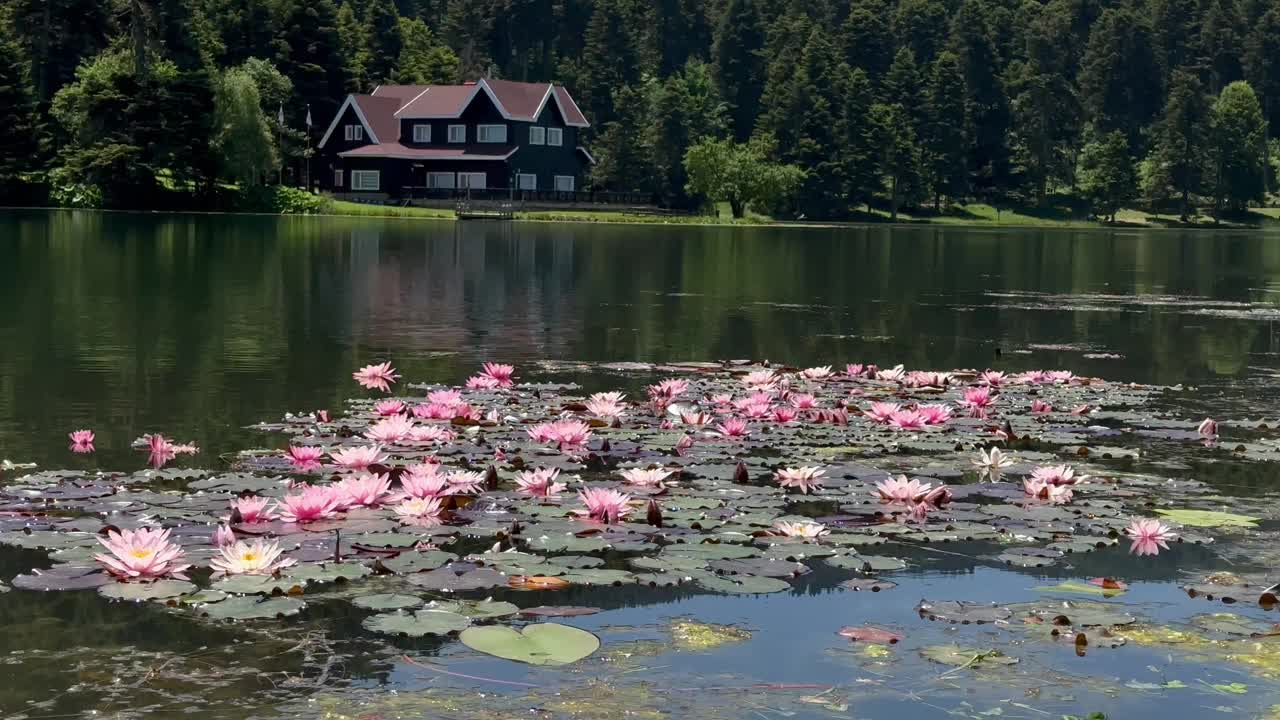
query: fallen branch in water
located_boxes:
[401,654,539,688]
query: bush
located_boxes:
[233,185,326,214]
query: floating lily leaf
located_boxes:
[459,623,600,665]
[406,565,507,592]
[709,558,810,578]
[519,606,602,618]
[11,565,111,591]
[203,595,305,620]
[352,593,425,611]
[525,534,609,553]
[840,578,897,592]
[283,562,372,584]
[826,554,907,572]
[178,589,228,605]
[693,573,790,594]
[663,543,760,560]
[425,599,520,619]
[99,579,196,601]
[838,626,902,645]
[362,610,470,636]
[630,555,709,572]
[997,547,1064,568]
[919,645,1018,668]
[1154,509,1259,528]
[214,574,301,595]
[379,551,458,574]
[558,569,637,586]
[917,600,1012,624]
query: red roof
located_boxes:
[551,86,589,126]
[395,85,476,119]
[350,95,402,143]
[338,144,519,161]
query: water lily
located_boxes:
[800,365,833,381]
[959,387,995,412]
[428,389,464,406]
[365,415,416,443]
[400,464,453,498]
[481,362,517,387]
[1125,517,1177,556]
[971,447,1013,478]
[917,404,953,425]
[772,407,798,423]
[228,495,277,524]
[329,445,387,470]
[447,470,487,495]
[680,410,714,426]
[772,520,829,539]
[465,374,502,389]
[394,496,446,524]
[715,418,751,437]
[647,378,689,402]
[1023,478,1073,504]
[353,362,399,392]
[619,467,674,488]
[845,363,866,377]
[95,527,191,581]
[864,401,902,424]
[336,473,393,508]
[527,419,593,451]
[1198,418,1218,438]
[875,475,932,504]
[790,393,818,409]
[409,425,455,443]
[877,364,906,381]
[1029,464,1079,486]
[277,485,341,523]
[515,467,567,497]
[576,487,632,524]
[586,391,628,419]
[740,370,778,389]
[213,524,236,547]
[69,429,95,454]
[374,399,406,416]
[775,466,826,494]
[1030,399,1052,414]
[211,538,296,576]
[887,409,928,431]
[980,370,1006,386]
[284,445,325,470]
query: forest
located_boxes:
[0,0,1276,221]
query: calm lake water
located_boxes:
[3,209,1280,719]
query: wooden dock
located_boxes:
[455,200,515,220]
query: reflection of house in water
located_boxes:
[338,224,586,360]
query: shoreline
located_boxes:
[4,203,1279,233]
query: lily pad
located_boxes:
[1154,509,1259,528]
[693,573,791,594]
[917,600,1012,624]
[519,605,602,618]
[920,645,1019,668]
[362,610,471,636]
[352,593,425,611]
[459,623,600,665]
[203,595,305,620]
[99,579,196,601]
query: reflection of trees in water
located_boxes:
[1,212,1279,468]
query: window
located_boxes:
[546,128,563,146]
[517,173,537,190]
[458,173,487,189]
[477,124,507,143]
[529,126,546,145]
[333,169,344,187]
[554,175,575,192]
[424,170,455,188]
[412,124,431,143]
[344,124,364,142]
[448,125,466,143]
[351,170,380,191]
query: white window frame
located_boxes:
[458,172,487,189]
[447,125,466,143]
[351,170,380,191]
[546,128,563,146]
[333,169,344,187]
[553,175,575,192]
[516,173,537,190]
[477,124,507,143]
[412,124,431,143]
[344,124,364,142]
[529,126,546,145]
[427,172,455,189]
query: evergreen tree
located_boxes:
[442,0,494,79]
[842,0,893,83]
[1243,7,1280,129]
[872,102,923,221]
[712,0,766,141]
[578,0,644,129]
[8,0,112,102]
[1009,5,1080,204]
[364,0,403,85]
[1077,129,1136,221]
[842,68,879,209]
[1209,80,1267,213]
[274,0,346,126]
[883,48,922,117]
[1198,0,1243,95]
[923,51,968,208]
[1149,0,1199,80]
[0,30,34,180]
[1079,8,1161,147]
[892,0,949,66]
[593,82,653,193]
[1145,70,1211,219]
[335,3,369,91]
[394,17,459,84]
[949,0,1011,193]
[653,0,710,76]
[648,60,728,207]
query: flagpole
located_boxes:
[305,104,313,192]
[277,103,285,186]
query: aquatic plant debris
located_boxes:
[8,359,1280,714]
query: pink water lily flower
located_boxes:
[1197,418,1218,438]
[365,415,416,444]
[887,409,928,431]
[336,473,393,508]
[846,363,866,377]
[515,467,567,497]
[586,391,629,419]
[877,364,906,381]
[95,527,191,581]
[740,370,778,389]
[917,404,953,425]
[374,399,406,416]
[772,520,830,539]
[681,410,714,426]
[790,393,818,410]
[528,419,593,451]
[481,362,517,387]
[980,370,1006,386]
[775,466,826,494]
[353,362,400,392]
[772,407,799,423]
[864,402,902,424]
[315,410,331,423]
[69,429,95,453]
[576,487,633,524]
[801,366,834,381]
[278,485,341,523]
[620,467,674,488]
[143,433,177,468]
[409,425,455,443]
[959,386,995,411]
[211,538,296,576]
[1125,518,1177,556]
[465,374,502,390]
[329,445,388,470]
[715,418,751,437]
[447,470,487,495]
[1023,478,1073,504]
[1030,399,1053,414]
[399,464,452,499]
[875,475,932,504]
[903,371,950,388]
[741,401,772,419]
[285,445,325,470]
[428,389,465,406]
[394,496,446,524]
[1029,464,1079,486]
[228,495,278,524]
[674,434,694,455]
[213,524,236,547]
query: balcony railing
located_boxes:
[399,187,656,206]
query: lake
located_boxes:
[2,209,1280,719]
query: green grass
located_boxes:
[322,200,455,220]
[321,199,766,225]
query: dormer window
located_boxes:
[529,127,546,145]
[448,125,466,143]
[546,128,563,146]
[344,125,364,141]
[478,125,507,143]
[412,125,431,143]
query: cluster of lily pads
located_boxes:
[3,358,1275,667]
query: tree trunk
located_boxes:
[729,197,745,218]
[890,175,900,222]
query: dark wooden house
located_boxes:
[317,79,592,200]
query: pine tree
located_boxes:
[949,0,1011,193]
[8,0,111,102]
[1009,5,1080,204]
[873,102,923,221]
[648,60,728,207]
[1079,8,1161,147]
[1198,0,1244,95]
[892,0,949,66]
[593,82,653,193]
[883,48,922,123]
[442,0,494,79]
[364,0,403,85]
[578,0,644,129]
[1149,0,1199,79]
[1146,70,1211,219]
[712,0,766,141]
[842,0,893,83]
[842,68,878,209]
[1243,7,1280,129]
[335,3,370,92]
[0,31,34,180]
[274,0,346,127]
[394,17,459,84]
[923,51,968,209]
[783,30,854,218]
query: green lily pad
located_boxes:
[203,595,305,620]
[426,599,520,619]
[920,645,1019,668]
[353,593,425,611]
[379,551,458,573]
[283,562,372,584]
[525,534,609,553]
[213,574,301,595]
[693,573,791,594]
[362,610,471,637]
[98,579,196,601]
[1153,509,1259,528]
[459,623,600,665]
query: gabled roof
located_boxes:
[319,79,590,150]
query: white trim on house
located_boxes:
[396,79,590,127]
[350,170,381,191]
[576,146,596,164]
[554,175,575,192]
[337,147,520,161]
[477,124,507,143]
[529,126,546,145]
[530,85,591,128]
[412,124,431,143]
[448,124,466,143]
[517,173,537,190]
[334,169,344,187]
[392,87,433,116]
[318,95,380,149]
